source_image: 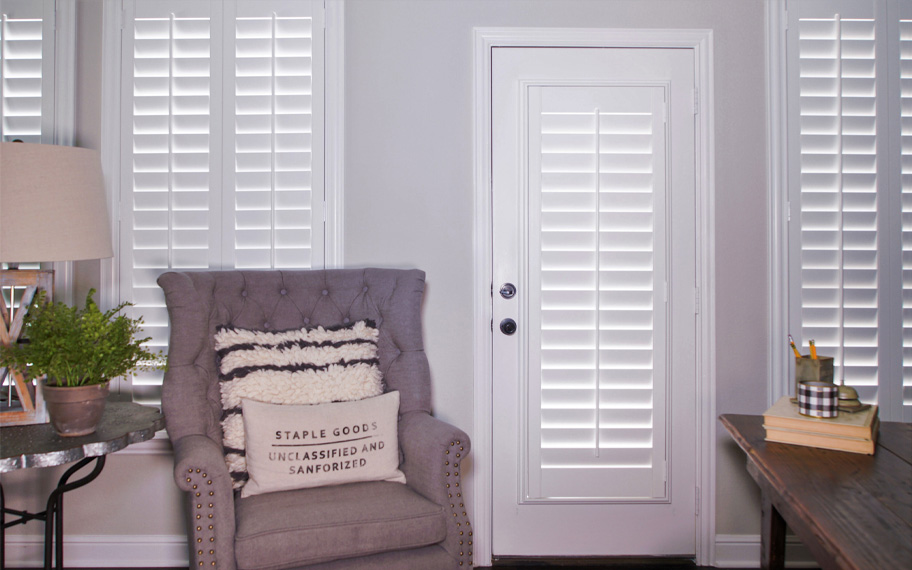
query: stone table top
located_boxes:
[0,400,165,472]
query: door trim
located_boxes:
[472,27,717,567]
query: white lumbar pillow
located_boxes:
[240,391,406,498]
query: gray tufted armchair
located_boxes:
[157,269,473,569]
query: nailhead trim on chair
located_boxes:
[446,440,473,567]
[187,468,217,567]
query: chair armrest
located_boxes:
[399,411,473,567]
[172,434,237,570]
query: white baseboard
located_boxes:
[715,534,819,568]
[4,532,820,568]
[3,534,188,567]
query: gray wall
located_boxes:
[3,0,770,561]
[342,0,769,538]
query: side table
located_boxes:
[0,400,165,570]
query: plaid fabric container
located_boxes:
[798,381,839,418]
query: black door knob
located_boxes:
[500,318,517,335]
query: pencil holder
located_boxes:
[798,380,839,418]
[794,355,834,399]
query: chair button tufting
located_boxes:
[280,289,287,295]
[303,317,310,324]
[241,291,247,297]
[343,317,350,324]
[362,286,369,292]
[264,322,270,328]
[322,289,329,295]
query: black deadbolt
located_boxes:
[500,318,517,335]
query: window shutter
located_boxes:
[900,16,912,420]
[788,0,908,419]
[529,85,667,500]
[120,0,324,405]
[224,6,322,269]
[122,2,215,404]
[796,12,880,396]
[0,0,54,143]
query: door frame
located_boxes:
[472,27,717,567]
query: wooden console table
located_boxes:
[720,414,911,570]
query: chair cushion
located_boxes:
[234,481,447,570]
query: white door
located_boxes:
[492,47,697,557]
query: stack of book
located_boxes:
[763,396,879,455]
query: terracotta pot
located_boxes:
[42,382,110,437]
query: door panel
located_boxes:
[492,47,697,557]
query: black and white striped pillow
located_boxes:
[214,320,382,490]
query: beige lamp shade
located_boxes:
[0,142,114,263]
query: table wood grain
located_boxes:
[720,414,912,570]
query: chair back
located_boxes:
[157,268,431,444]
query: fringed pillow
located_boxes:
[215,319,382,490]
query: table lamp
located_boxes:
[0,142,114,425]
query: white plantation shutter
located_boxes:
[528,85,667,500]
[787,0,908,420]
[899,15,912,420]
[796,14,879,397]
[120,0,324,405]
[225,6,322,269]
[0,0,54,143]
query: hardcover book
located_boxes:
[763,396,878,439]
[763,417,880,455]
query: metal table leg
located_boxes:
[1,456,108,570]
[2,483,5,570]
[43,456,106,569]
[1,481,52,569]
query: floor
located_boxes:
[48,564,759,570]
[484,560,741,569]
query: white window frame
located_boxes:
[768,0,909,422]
[97,0,344,408]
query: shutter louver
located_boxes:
[530,85,667,500]
[901,18,912,418]
[798,15,880,400]
[0,2,51,143]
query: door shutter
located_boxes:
[529,84,667,500]
[0,0,55,143]
[120,0,324,405]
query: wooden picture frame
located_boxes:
[1,269,52,426]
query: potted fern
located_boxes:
[0,289,163,436]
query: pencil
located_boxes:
[809,339,818,360]
[788,334,801,358]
